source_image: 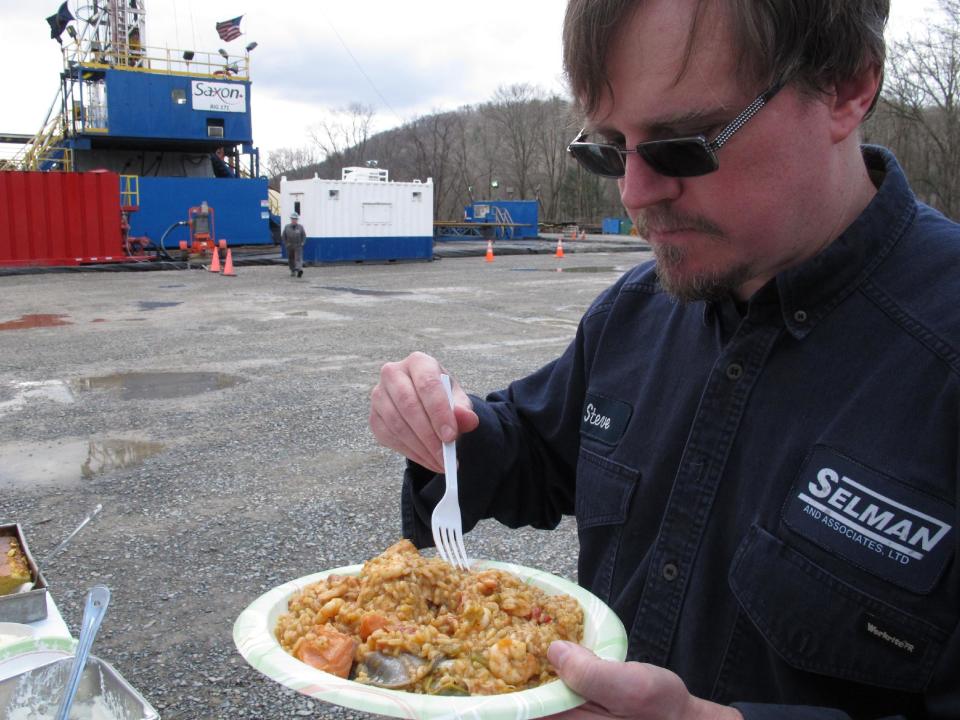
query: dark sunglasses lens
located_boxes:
[639,139,717,177]
[569,143,625,177]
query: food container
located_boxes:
[0,653,159,719]
[0,524,48,624]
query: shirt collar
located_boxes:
[775,146,918,339]
[703,146,918,338]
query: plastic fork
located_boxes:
[431,374,470,569]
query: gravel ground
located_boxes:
[0,247,650,719]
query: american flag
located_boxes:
[216,16,243,42]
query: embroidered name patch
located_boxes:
[783,446,954,593]
[580,393,632,445]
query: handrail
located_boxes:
[120,175,140,207]
[65,41,251,81]
[2,86,73,171]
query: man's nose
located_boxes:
[618,153,681,212]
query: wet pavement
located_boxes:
[73,371,241,400]
[0,246,653,719]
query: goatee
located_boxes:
[636,205,748,303]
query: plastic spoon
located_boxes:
[55,585,111,720]
[46,504,103,563]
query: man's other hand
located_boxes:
[547,641,743,720]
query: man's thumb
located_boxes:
[548,641,600,695]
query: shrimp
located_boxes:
[487,638,539,685]
[474,572,500,596]
[500,594,533,618]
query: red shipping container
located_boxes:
[0,171,124,267]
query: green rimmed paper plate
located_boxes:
[0,635,76,682]
[233,559,627,720]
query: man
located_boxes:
[282,212,306,278]
[369,1,959,717]
[210,146,236,178]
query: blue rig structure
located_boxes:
[4,0,276,252]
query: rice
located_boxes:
[274,539,584,695]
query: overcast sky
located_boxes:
[0,0,943,161]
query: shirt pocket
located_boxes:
[729,525,949,692]
[575,447,640,600]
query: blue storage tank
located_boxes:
[602,217,622,234]
[464,200,538,239]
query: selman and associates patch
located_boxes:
[783,446,954,593]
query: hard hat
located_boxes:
[290,212,299,219]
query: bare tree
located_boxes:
[533,95,576,221]
[488,84,545,201]
[264,145,321,187]
[263,87,628,226]
[873,0,960,218]
[400,112,463,218]
[308,103,377,169]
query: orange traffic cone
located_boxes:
[555,237,565,258]
[209,247,221,272]
[222,249,236,276]
[485,240,495,262]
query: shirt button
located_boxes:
[793,310,808,323]
[725,363,743,380]
[662,562,679,582]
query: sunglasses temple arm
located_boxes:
[710,81,785,152]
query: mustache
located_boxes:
[634,205,724,237]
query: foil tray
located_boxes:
[0,654,159,719]
[0,524,48,624]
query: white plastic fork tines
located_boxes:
[431,374,470,569]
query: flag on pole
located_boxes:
[216,16,243,42]
[46,1,74,43]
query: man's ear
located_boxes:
[829,64,882,143]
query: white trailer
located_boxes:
[279,168,434,263]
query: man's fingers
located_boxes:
[370,353,478,472]
[380,359,448,461]
[408,356,460,443]
[368,403,442,473]
[369,377,443,472]
[549,642,634,715]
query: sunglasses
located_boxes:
[567,82,783,178]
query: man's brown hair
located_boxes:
[562,0,889,117]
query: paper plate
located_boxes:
[234,560,627,720]
[0,636,76,682]
[0,623,35,651]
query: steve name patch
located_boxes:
[783,446,954,593]
[580,393,632,445]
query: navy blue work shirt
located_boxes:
[402,147,959,719]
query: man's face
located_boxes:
[589,0,836,301]
[291,217,298,225]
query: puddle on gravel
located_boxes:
[555,266,620,273]
[317,286,413,297]
[0,314,72,331]
[510,266,620,274]
[138,301,183,311]
[72,371,240,400]
[0,380,74,414]
[0,436,165,487]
